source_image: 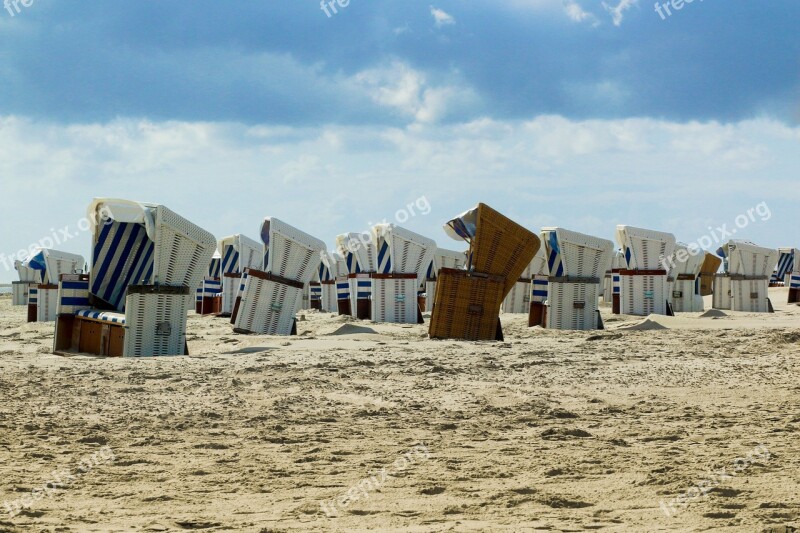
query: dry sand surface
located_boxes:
[0,290,799,532]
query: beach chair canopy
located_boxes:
[87,198,216,311]
[319,250,338,282]
[335,232,378,274]
[23,249,84,285]
[773,247,797,282]
[373,224,436,281]
[260,217,326,283]
[719,240,778,277]
[425,248,467,280]
[669,243,706,277]
[218,234,262,276]
[541,227,614,279]
[15,259,41,283]
[615,225,676,271]
[208,251,222,279]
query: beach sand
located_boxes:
[0,290,798,532]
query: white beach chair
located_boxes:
[371,224,436,324]
[332,253,351,315]
[218,234,262,316]
[316,251,339,313]
[502,248,546,315]
[713,241,777,313]
[422,248,467,313]
[53,199,216,357]
[602,250,623,305]
[540,227,613,330]
[772,248,795,286]
[615,225,676,316]
[668,243,705,312]
[196,252,222,315]
[335,233,378,320]
[24,249,85,323]
[527,247,550,327]
[232,218,325,335]
[13,259,40,306]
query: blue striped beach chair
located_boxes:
[232,218,325,335]
[13,259,40,307]
[772,248,795,286]
[53,199,216,357]
[333,253,352,315]
[602,250,623,305]
[615,225,676,317]
[541,227,613,330]
[423,248,467,313]
[317,251,339,313]
[666,243,705,313]
[23,249,85,323]
[371,224,436,324]
[218,234,262,316]
[336,232,378,320]
[196,252,222,315]
[712,240,777,313]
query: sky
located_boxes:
[0,0,798,281]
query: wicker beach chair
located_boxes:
[540,227,613,330]
[698,252,722,297]
[429,203,540,341]
[615,225,676,317]
[232,218,325,335]
[23,249,85,323]
[713,241,777,313]
[53,199,216,357]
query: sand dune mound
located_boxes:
[700,309,728,318]
[324,324,379,336]
[618,317,669,331]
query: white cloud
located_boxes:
[430,6,455,27]
[563,1,596,24]
[602,0,638,26]
[0,115,798,282]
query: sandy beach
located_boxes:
[0,291,798,532]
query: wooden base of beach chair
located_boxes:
[196,296,222,316]
[27,304,37,323]
[356,299,371,320]
[311,300,322,311]
[528,302,546,327]
[789,288,800,304]
[54,314,126,357]
[429,268,505,341]
[612,294,620,315]
[337,299,352,316]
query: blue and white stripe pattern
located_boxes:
[344,252,361,274]
[221,244,239,275]
[773,251,794,283]
[58,277,91,315]
[310,284,322,302]
[197,278,222,302]
[376,239,392,274]
[28,287,38,305]
[319,261,333,282]
[76,309,126,325]
[546,232,565,278]
[791,274,800,289]
[27,252,49,284]
[613,273,621,295]
[531,275,548,304]
[91,220,155,311]
[356,278,372,299]
[336,279,350,301]
[208,257,221,279]
[425,260,435,280]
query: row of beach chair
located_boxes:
[9,198,797,356]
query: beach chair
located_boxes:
[422,248,466,313]
[540,227,613,330]
[232,218,325,335]
[371,224,436,324]
[316,251,340,313]
[602,250,623,308]
[713,241,777,313]
[429,204,540,341]
[698,252,722,297]
[527,247,550,327]
[667,243,705,312]
[53,199,216,357]
[615,225,676,316]
[335,232,378,320]
[12,259,40,306]
[331,253,352,315]
[784,248,800,304]
[24,249,85,323]
[195,252,222,315]
[218,234,262,316]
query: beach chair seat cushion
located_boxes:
[76,309,127,325]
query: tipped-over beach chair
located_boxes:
[218,234,262,316]
[423,248,467,313]
[196,252,222,315]
[53,199,216,357]
[24,249,85,323]
[13,259,40,306]
[667,243,705,312]
[429,203,540,341]
[232,218,325,335]
[615,225,676,316]
[371,224,436,324]
[335,233,378,319]
[698,252,722,297]
[540,227,613,330]
[713,241,777,313]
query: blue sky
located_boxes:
[1,0,798,281]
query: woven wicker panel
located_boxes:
[429,269,505,341]
[468,204,540,296]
